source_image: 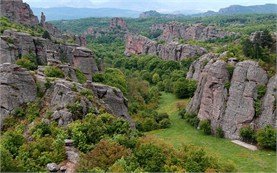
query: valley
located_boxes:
[0,0,276,172]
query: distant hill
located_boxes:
[140,4,277,18]
[32,7,140,21]
[218,4,277,15]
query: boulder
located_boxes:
[46,163,60,172]
[0,0,39,26]
[0,63,36,127]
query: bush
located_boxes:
[17,137,66,171]
[0,145,20,172]
[216,127,224,138]
[44,66,65,78]
[2,131,25,157]
[256,84,266,99]
[179,108,186,119]
[67,101,84,120]
[199,120,212,135]
[16,58,37,70]
[134,144,166,172]
[226,64,235,77]
[256,125,276,150]
[78,140,131,171]
[173,79,197,99]
[76,69,87,84]
[42,30,51,40]
[159,119,171,129]
[239,126,256,143]
[254,99,262,117]
[184,112,200,128]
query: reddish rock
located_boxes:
[110,17,128,30]
[0,0,39,26]
[124,34,206,60]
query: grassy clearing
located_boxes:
[147,92,276,172]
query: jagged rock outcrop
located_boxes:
[0,63,37,126]
[0,0,39,26]
[110,17,128,30]
[152,22,234,42]
[125,34,207,60]
[0,30,98,80]
[186,53,218,81]
[187,59,274,139]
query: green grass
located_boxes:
[147,92,276,172]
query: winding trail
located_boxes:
[146,92,276,172]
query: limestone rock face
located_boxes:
[197,61,229,131]
[124,34,206,60]
[223,61,268,139]
[72,47,98,80]
[257,75,277,128]
[0,0,39,26]
[110,17,128,30]
[154,22,234,42]
[186,59,273,139]
[186,53,218,81]
[0,64,36,126]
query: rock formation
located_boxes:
[186,59,275,139]
[151,22,234,42]
[0,0,39,26]
[125,34,207,60]
[0,63,37,126]
[110,17,128,30]
[0,30,98,79]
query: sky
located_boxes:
[24,0,276,13]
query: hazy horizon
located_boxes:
[24,0,276,13]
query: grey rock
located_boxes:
[257,75,277,128]
[223,61,268,139]
[46,163,60,172]
[0,63,36,127]
[186,53,218,81]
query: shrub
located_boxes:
[42,30,51,40]
[179,108,186,119]
[173,79,197,99]
[17,137,66,171]
[31,122,51,138]
[226,64,235,77]
[78,140,131,171]
[254,99,262,117]
[44,66,65,78]
[16,58,37,70]
[2,131,25,157]
[256,125,276,150]
[159,119,171,129]
[134,144,166,172]
[239,126,256,143]
[199,120,212,135]
[67,101,84,120]
[13,107,25,118]
[224,82,231,90]
[76,69,87,84]
[0,145,20,172]
[184,112,199,128]
[137,118,158,132]
[256,84,266,99]
[155,113,169,122]
[216,127,224,138]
